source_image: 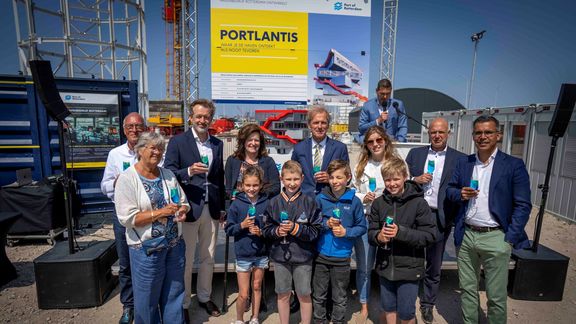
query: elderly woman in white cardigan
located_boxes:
[115,132,189,324]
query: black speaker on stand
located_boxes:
[508,83,575,301]
[29,60,118,308]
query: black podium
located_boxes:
[0,212,22,286]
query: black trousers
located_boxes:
[420,210,452,308]
[312,262,350,324]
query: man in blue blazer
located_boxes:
[447,115,532,324]
[358,78,408,142]
[405,117,466,324]
[291,106,349,195]
[164,99,226,321]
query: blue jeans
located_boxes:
[379,277,419,321]
[113,214,133,309]
[354,231,376,304]
[129,238,186,324]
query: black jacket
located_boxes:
[224,155,281,199]
[262,189,322,264]
[368,181,437,281]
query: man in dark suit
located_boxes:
[164,99,226,321]
[291,106,349,195]
[447,115,532,324]
[405,117,466,324]
[358,78,408,142]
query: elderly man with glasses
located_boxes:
[101,112,147,324]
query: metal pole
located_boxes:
[532,136,558,252]
[467,40,478,109]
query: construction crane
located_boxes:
[163,0,183,99]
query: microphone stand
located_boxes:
[392,104,429,130]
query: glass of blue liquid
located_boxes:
[427,160,435,174]
[247,205,257,235]
[280,211,289,244]
[470,179,479,190]
[170,188,180,206]
[123,161,130,171]
[368,177,377,192]
[313,165,321,174]
[332,208,341,225]
[383,216,394,250]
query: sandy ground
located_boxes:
[1,209,575,324]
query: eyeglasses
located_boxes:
[145,146,164,153]
[124,123,145,130]
[366,138,385,146]
[472,130,498,137]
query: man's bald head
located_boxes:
[428,117,450,151]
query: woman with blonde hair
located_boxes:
[351,125,400,322]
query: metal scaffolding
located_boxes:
[380,0,399,86]
[12,0,149,117]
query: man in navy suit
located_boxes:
[358,78,408,142]
[405,118,466,324]
[291,106,349,195]
[164,99,226,321]
[447,115,532,324]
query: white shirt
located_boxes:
[311,136,327,165]
[101,142,138,200]
[352,159,385,214]
[465,148,500,227]
[423,146,447,209]
[189,128,213,201]
[187,127,214,176]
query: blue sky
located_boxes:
[1,0,575,110]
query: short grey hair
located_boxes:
[134,132,166,160]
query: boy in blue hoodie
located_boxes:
[313,159,367,324]
[225,165,269,324]
[263,160,322,324]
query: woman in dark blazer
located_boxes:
[225,123,281,200]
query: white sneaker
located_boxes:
[230,321,244,324]
[249,318,260,324]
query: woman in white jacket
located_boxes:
[351,126,400,322]
[115,132,189,324]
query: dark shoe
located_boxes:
[119,308,133,324]
[420,306,434,324]
[183,308,190,324]
[199,300,221,317]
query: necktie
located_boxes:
[314,144,322,169]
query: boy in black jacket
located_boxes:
[368,157,437,324]
[263,160,322,324]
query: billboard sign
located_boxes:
[211,0,371,105]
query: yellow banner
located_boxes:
[211,8,308,75]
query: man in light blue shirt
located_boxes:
[359,79,408,142]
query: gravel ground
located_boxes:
[1,210,575,324]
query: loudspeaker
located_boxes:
[29,60,71,122]
[548,83,576,137]
[34,240,118,309]
[508,244,569,301]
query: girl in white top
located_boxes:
[351,125,400,321]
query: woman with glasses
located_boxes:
[115,132,190,324]
[351,126,400,323]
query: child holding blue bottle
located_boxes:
[263,160,322,324]
[313,159,367,324]
[225,165,269,324]
[368,157,437,324]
